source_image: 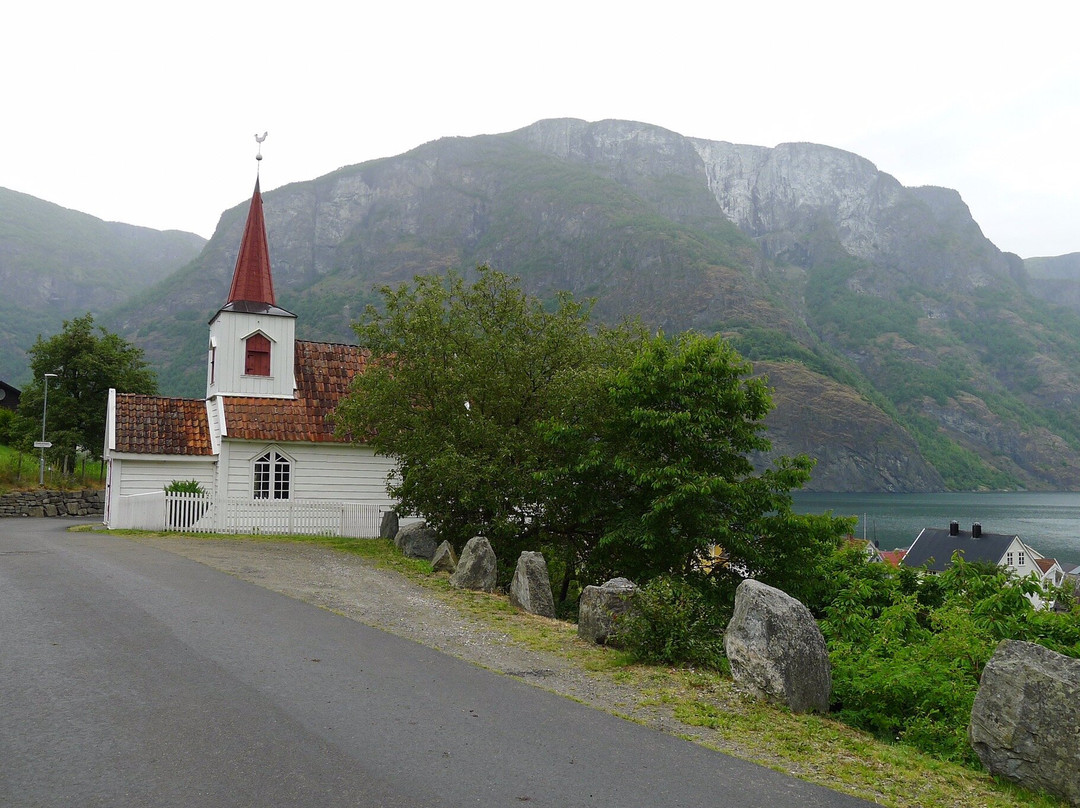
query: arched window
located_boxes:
[253,449,291,500]
[245,333,271,376]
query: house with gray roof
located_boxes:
[902,521,1064,607]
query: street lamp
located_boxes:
[38,372,58,486]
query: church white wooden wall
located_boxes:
[222,440,397,507]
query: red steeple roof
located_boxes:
[227,177,276,305]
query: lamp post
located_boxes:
[38,372,58,486]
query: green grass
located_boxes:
[97,529,1069,808]
[0,445,106,493]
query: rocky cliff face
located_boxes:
[102,118,1080,492]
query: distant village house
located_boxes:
[0,380,20,412]
[901,521,1065,608]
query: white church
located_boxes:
[103,169,398,535]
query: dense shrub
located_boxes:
[165,479,207,495]
[820,552,1080,765]
[0,409,13,444]
[618,575,731,670]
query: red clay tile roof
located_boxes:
[879,549,907,567]
[113,394,213,455]
[222,340,369,443]
[1035,557,1059,574]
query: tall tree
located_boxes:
[539,331,851,602]
[336,266,639,569]
[18,313,157,467]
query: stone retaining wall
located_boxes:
[0,489,105,518]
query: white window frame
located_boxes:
[252,447,293,500]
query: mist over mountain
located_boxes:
[10,119,1080,492]
[0,187,205,386]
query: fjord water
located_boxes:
[793,492,1080,567]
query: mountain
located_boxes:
[1025,253,1080,311]
[101,119,1080,491]
[0,187,206,385]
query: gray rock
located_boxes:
[969,640,1080,806]
[578,578,638,645]
[379,510,399,540]
[431,540,458,574]
[393,522,438,560]
[724,579,831,714]
[509,551,555,618]
[449,536,497,592]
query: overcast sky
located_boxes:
[3,1,1077,258]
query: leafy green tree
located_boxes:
[539,332,851,603]
[16,313,157,468]
[336,266,640,572]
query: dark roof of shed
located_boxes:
[901,526,1018,571]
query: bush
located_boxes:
[165,479,207,495]
[820,552,1080,766]
[618,575,730,670]
[0,409,13,444]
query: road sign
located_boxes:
[34,441,52,449]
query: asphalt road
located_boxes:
[0,518,878,807]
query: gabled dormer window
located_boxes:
[245,332,271,376]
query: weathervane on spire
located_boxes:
[255,131,268,162]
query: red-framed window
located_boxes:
[245,333,271,376]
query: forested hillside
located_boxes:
[0,187,205,385]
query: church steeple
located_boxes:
[207,134,297,402]
[226,177,276,306]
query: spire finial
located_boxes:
[255,131,268,162]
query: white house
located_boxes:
[901,521,1065,608]
[103,173,398,535]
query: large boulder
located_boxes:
[578,578,638,645]
[509,551,556,618]
[379,510,399,540]
[969,640,1080,806]
[724,579,831,714]
[394,522,438,561]
[449,536,497,592]
[431,540,458,574]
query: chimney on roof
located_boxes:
[949,520,960,536]
[972,523,982,539]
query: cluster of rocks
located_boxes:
[383,515,556,619]
[381,512,1080,804]
[0,489,104,518]
[576,576,832,714]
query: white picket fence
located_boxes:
[112,491,388,538]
